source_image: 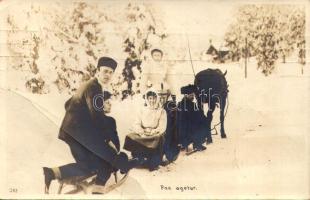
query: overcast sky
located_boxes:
[151,1,238,49]
[158,1,236,35]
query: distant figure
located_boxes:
[43,57,135,194]
[123,89,167,171]
[141,48,170,93]
[177,84,207,152]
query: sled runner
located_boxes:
[185,149,199,156]
[56,171,129,194]
[185,145,207,156]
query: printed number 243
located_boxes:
[9,188,18,193]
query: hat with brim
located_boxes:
[181,84,197,95]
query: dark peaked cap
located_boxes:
[181,84,197,94]
[97,57,117,70]
[103,90,112,101]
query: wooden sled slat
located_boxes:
[57,171,129,194]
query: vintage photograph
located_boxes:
[0,0,309,199]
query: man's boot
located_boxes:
[43,167,55,194]
[92,184,106,194]
[112,152,135,173]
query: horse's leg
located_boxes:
[205,100,216,144]
[220,95,227,138]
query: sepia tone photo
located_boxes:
[0,0,309,199]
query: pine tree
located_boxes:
[114,3,166,99]
[7,2,167,96]
[224,5,305,76]
[7,6,48,93]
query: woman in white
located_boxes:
[123,89,167,171]
[140,48,170,93]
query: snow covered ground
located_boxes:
[1,60,309,199]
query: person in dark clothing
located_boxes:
[177,84,207,152]
[43,57,135,194]
[159,91,180,165]
[104,116,120,152]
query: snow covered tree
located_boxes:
[115,3,167,99]
[7,1,167,97]
[256,32,278,76]
[290,7,306,71]
[43,2,112,94]
[225,5,305,76]
[7,6,48,93]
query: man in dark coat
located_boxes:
[177,84,207,151]
[43,57,133,194]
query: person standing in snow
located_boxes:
[43,57,136,194]
[141,48,170,94]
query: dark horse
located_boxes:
[194,68,229,143]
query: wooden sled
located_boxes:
[57,171,129,194]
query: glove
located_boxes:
[112,152,130,173]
